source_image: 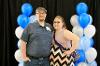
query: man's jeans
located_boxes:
[24,57,50,66]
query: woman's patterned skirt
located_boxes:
[50,44,75,66]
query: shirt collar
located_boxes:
[36,20,46,28]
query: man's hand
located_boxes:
[22,57,31,62]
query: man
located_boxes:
[20,7,52,66]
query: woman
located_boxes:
[50,16,79,66]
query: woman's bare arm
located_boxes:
[63,29,80,54]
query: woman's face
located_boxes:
[53,18,63,30]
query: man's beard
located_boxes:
[39,19,45,22]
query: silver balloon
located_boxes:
[72,26,83,37]
[88,15,93,25]
[14,49,23,62]
[85,47,97,63]
[15,26,24,39]
[84,25,96,38]
[70,15,79,27]
[88,61,97,66]
[29,15,37,23]
[78,62,88,66]
[18,61,24,66]
[17,40,22,49]
[78,36,91,51]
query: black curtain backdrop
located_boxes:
[0,0,100,66]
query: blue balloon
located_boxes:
[76,2,88,15]
[75,50,86,63]
[90,38,95,47]
[74,62,78,66]
[17,14,30,29]
[21,3,33,16]
[78,36,91,51]
[79,13,90,28]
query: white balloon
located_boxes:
[78,36,91,51]
[78,62,88,66]
[18,61,24,66]
[29,15,37,23]
[85,47,97,63]
[88,61,97,66]
[15,26,24,39]
[88,15,93,25]
[84,25,96,38]
[14,49,23,62]
[70,15,79,27]
[17,40,22,48]
[72,26,83,37]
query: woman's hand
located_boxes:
[63,50,72,55]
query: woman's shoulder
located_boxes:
[63,28,69,32]
[63,28,73,36]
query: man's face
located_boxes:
[36,10,47,22]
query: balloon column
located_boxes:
[70,2,97,66]
[14,3,37,66]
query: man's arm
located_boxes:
[20,39,30,62]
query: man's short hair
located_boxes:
[35,7,47,14]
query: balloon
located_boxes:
[70,15,79,27]
[29,15,37,23]
[85,47,97,63]
[84,25,96,38]
[21,3,33,16]
[78,62,88,66]
[17,40,22,48]
[75,50,86,63]
[72,26,83,37]
[88,15,93,25]
[76,2,88,15]
[15,26,24,39]
[90,38,95,47]
[78,36,91,51]
[88,61,97,66]
[18,61,24,66]
[74,62,78,66]
[17,14,30,29]
[14,49,23,62]
[79,13,90,28]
